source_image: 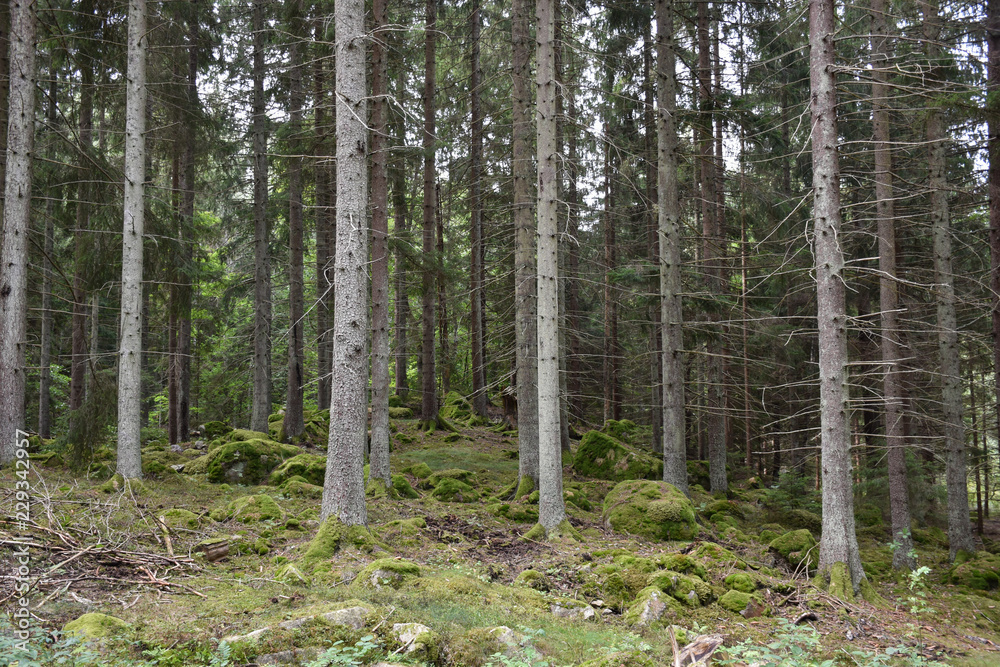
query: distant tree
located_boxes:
[419,0,439,429]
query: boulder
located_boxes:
[573,431,662,482]
[603,480,698,541]
[63,613,129,640]
[225,494,284,523]
[356,558,421,590]
[268,453,326,486]
[769,529,819,570]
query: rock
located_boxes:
[281,477,324,498]
[392,622,435,655]
[431,477,479,503]
[724,572,756,593]
[769,529,819,570]
[170,464,186,472]
[391,474,420,499]
[550,603,596,620]
[63,613,130,639]
[169,444,184,454]
[268,453,327,486]
[225,494,284,522]
[514,569,551,591]
[489,626,519,648]
[193,439,207,450]
[785,509,822,533]
[319,606,370,630]
[257,648,319,665]
[647,571,714,607]
[603,480,698,541]
[572,431,662,481]
[719,589,765,615]
[624,586,681,627]
[388,406,413,419]
[159,508,201,530]
[356,558,421,590]
[188,433,300,484]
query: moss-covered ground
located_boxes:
[2,414,999,666]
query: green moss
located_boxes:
[823,561,854,602]
[724,572,756,593]
[388,394,406,408]
[564,486,593,511]
[200,421,233,440]
[769,529,818,570]
[159,508,202,530]
[205,437,301,485]
[426,467,477,488]
[602,418,638,443]
[354,558,421,590]
[704,499,743,519]
[603,480,698,542]
[686,460,710,489]
[226,494,284,523]
[99,474,147,495]
[268,453,326,486]
[513,474,534,500]
[489,502,539,523]
[301,518,384,569]
[63,613,129,640]
[622,586,682,627]
[431,477,479,502]
[377,517,426,547]
[281,478,323,498]
[759,529,780,544]
[388,406,412,419]
[578,651,657,667]
[785,508,822,534]
[573,431,662,481]
[522,523,547,541]
[647,570,713,606]
[514,569,550,591]
[391,474,420,498]
[948,552,1000,591]
[406,462,433,480]
[658,554,707,579]
[718,590,763,614]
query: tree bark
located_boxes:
[392,95,410,398]
[284,0,306,442]
[923,0,975,560]
[38,71,56,439]
[469,0,487,418]
[314,18,334,412]
[657,0,687,494]
[513,0,538,490]
[116,0,147,478]
[419,0,438,427]
[71,53,94,425]
[369,0,390,489]
[810,0,865,594]
[321,0,368,525]
[0,0,33,461]
[871,0,914,570]
[250,0,272,433]
[987,0,1000,494]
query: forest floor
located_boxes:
[2,412,1000,666]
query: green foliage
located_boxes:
[305,635,381,667]
[0,619,101,667]
[573,431,662,482]
[63,369,118,468]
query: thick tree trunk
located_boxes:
[923,0,975,559]
[0,0,33,461]
[420,0,438,427]
[513,0,538,490]
[535,0,565,535]
[657,0,687,493]
[369,0,390,489]
[987,0,1000,493]
[871,0,914,570]
[314,19,334,412]
[250,0,272,433]
[469,0,487,418]
[321,0,368,525]
[116,0,147,478]
[810,0,865,595]
[284,0,306,442]
[0,0,8,236]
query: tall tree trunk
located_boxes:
[369,0,390,489]
[284,0,306,442]
[811,0,865,595]
[657,0,687,493]
[987,0,1000,486]
[419,0,439,428]
[923,0,975,559]
[250,0,272,433]
[0,0,9,239]
[392,95,410,398]
[0,0,33,459]
[513,0,539,491]
[116,0,147,478]
[469,0,487,418]
[177,4,198,442]
[602,99,616,423]
[644,15,662,455]
[437,183,449,394]
[38,71,56,439]
[566,72,582,423]
[71,56,94,425]
[871,0,914,570]
[321,0,368,525]
[315,18,334,412]
[536,0,566,536]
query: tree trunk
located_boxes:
[38,72,56,439]
[369,0,390,489]
[513,0,538,491]
[177,5,198,442]
[437,183,449,395]
[602,99,617,423]
[321,0,368,525]
[987,0,1000,497]
[566,73,582,423]
[284,0,306,442]
[644,16,662,455]
[420,0,439,427]
[250,0,272,433]
[314,18,334,412]
[810,0,865,595]
[871,0,914,570]
[392,96,410,398]
[924,0,975,560]
[0,0,33,460]
[657,0,687,493]
[469,0,487,418]
[0,0,8,238]
[116,0,147,478]
[71,57,94,426]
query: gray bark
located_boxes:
[321,0,368,525]
[810,0,865,592]
[469,0,487,418]
[116,0,147,478]
[0,0,34,462]
[39,72,56,439]
[419,0,438,426]
[656,0,687,494]
[250,0,272,433]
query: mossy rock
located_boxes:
[200,421,233,440]
[405,462,433,480]
[686,460,711,489]
[489,502,539,523]
[646,570,714,607]
[912,526,947,547]
[208,428,272,452]
[785,509,822,534]
[703,499,743,519]
[377,517,426,547]
[142,460,175,478]
[431,478,479,503]
[159,508,202,530]
[769,529,819,570]
[388,394,406,408]
[573,431,662,481]
[578,651,657,667]
[724,572,756,593]
[439,390,474,423]
[425,467,477,488]
[759,529,781,544]
[718,589,764,614]
[282,478,324,498]
[355,558,421,590]
[301,518,384,569]
[204,436,301,485]
[564,487,592,511]
[514,569,551,591]
[268,453,326,486]
[658,553,707,580]
[388,406,413,419]
[99,474,147,495]
[63,613,129,640]
[622,586,682,627]
[28,452,63,467]
[692,542,746,569]
[391,474,420,499]
[855,505,883,528]
[948,552,1000,591]
[602,418,638,443]
[603,480,698,542]
[710,513,738,530]
[446,627,510,667]
[225,494,284,523]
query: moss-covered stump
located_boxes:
[948,552,1000,591]
[99,474,147,495]
[226,494,284,523]
[573,431,662,481]
[63,613,129,640]
[431,478,479,503]
[603,480,698,541]
[268,453,326,486]
[646,570,714,607]
[356,558,421,590]
[301,518,384,571]
[602,418,638,443]
[197,435,300,485]
[769,529,819,570]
